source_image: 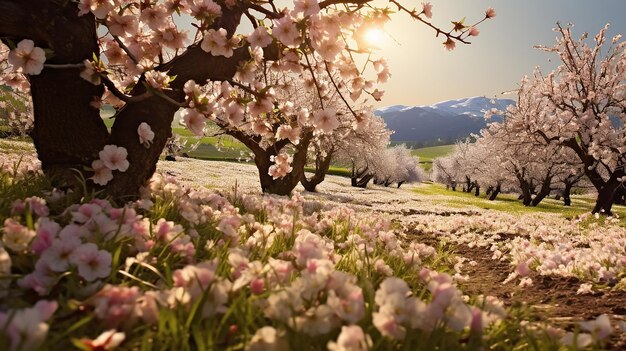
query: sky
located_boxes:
[372,0,626,107]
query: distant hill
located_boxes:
[376,97,515,146]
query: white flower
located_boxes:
[99,145,130,172]
[201,28,233,57]
[8,40,46,75]
[137,122,155,147]
[2,218,36,252]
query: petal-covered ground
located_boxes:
[2,139,626,350]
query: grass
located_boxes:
[413,182,626,222]
[411,144,455,171]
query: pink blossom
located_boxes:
[273,17,301,47]
[312,108,339,133]
[181,108,206,136]
[201,28,233,57]
[79,329,126,350]
[327,325,372,351]
[107,14,138,37]
[40,236,81,272]
[31,218,60,255]
[276,125,301,144]
[485,7,496,18]
[99,145,130,172]
[247,26,273,49]
[268,152,293,179]
[145,70,171,90]
[91,159,114,185]
[293,0,320,17]
[8,40,46,75]
[70,243,112,282]
[421,2,433,18]
[443,38,456,51]
[468,26,480,37]
[2,217,35,252]
[137,122,155,147]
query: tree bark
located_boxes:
[473,182,480,197]
[488,184,501,201]
[531,175,552,206]
[592,177,622,215]
[0,1,271,199]
[227,129,312,196]
[301,149,333,192]
[562,182,572,206]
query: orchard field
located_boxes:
[2,138,626,350]
[3,0,626,350]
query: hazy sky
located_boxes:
[374,0,626,107]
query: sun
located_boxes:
[364,28,385,47]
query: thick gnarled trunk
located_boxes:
[0,1,254,199]
[301,150,333,192]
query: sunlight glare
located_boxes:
[364,28,385,47]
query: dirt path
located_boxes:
[412,231,626,349]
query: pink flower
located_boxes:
[8,40,46,75]
[421,2,433,19]
[2,217,35,252]
[31,218,60,255]
[137,122,155,147]
[312,108,339,133]
[268,152,293,179]
[485,7,496,19]
[201,28,233,57]
[181,108,206,136]
[247,26,273,49]
[515,260,531,276]
[468,26,480,37]
[99,145,130,172]
[91,159,114,185]
[276,125,301,144]
[40,236,81,272]
[273,16,301,47]
[443,38,456,51]
[79,0,115,19]
[293,0,320,17]
[107,14,138,37]
[69,243,112,282]
[580,314,612,340]
[145,70,171,90]
[79,329,125,350]
[328,325,372,351]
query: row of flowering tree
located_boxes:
[0,0,493,200]
[434,24,626,213]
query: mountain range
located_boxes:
[375,96,515,146]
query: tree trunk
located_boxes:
[474,182,480,197]
[356,173,373,188]
[486,186,493,196]
[488,184,501,201]
[592,178,622,215]
[464,176,472,193]
[301,150,333,192]
[228,130,313,196]
[562,182,572,206]
[0,1,262,199]
[613,185,626,205]
[531,175,553,206]
[397,181,405,188]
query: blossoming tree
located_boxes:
[513,25,626,214]
[0,0,493,198]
